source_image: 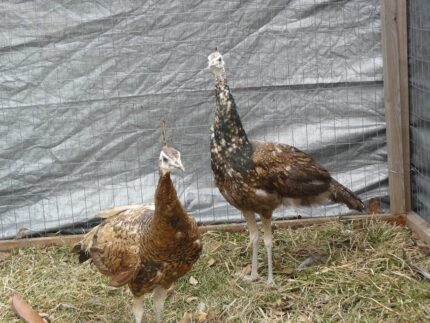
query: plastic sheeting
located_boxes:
[409,1,430,222]
[0,0,387,239]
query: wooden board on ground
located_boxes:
[406,212,430,246]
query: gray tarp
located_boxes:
[409,1,430,222]
[0,0,387,239]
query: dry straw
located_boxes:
[1,219,430,322]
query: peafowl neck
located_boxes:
[154,172,185,220]
[212,76,253,174]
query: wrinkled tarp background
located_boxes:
[409,1,430,222]
[0,0,387,239]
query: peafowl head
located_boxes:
[159,146,185,174]
[158,119,184,174]
[208,50,225,78]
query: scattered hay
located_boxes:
[1,219,430,322]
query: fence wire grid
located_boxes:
[409,0,430,222]
[0,0,387,239]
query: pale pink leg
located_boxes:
[132,294,145,323]
[261,217,275,286]
[153,285,168,323]
[242,211,260,281]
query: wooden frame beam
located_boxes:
[0,213,405,251]
[406,212,430,246]
[381,0,411,214]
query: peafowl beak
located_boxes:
[175,160,185,172]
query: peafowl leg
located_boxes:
[132,294,145,323]
[261,216,275,286]
[242,211,260,281]
[153,285,168,323]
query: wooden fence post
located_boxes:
[380,0,411,214]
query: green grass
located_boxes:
[1,219,430,322]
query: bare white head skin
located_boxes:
[208,50,225,79]
[159,146,185,175]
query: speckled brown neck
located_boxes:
[214,77,250,144]
[211,76,253,174]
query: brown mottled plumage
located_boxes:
[73,146,202,323]
[208,51,364,285]
[367,197,382,214]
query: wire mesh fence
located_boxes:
[409,0,430,222]
[0,0,387,239]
